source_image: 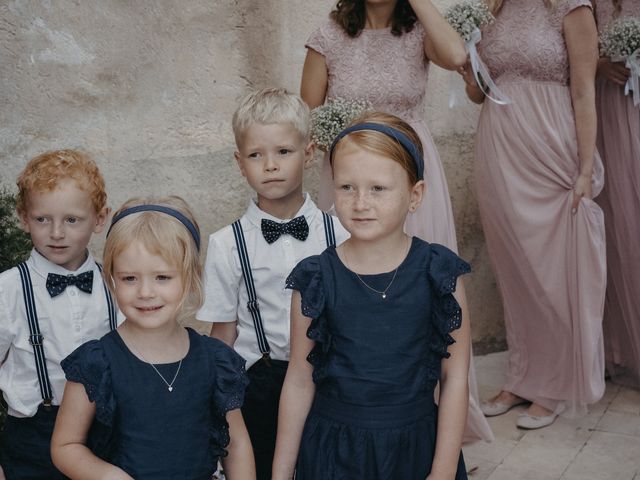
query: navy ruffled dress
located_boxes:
[61,327,248,480]
[286,238,469,480]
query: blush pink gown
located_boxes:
[306,20,493,442]
[475,0,607,415]
[595,0,640,389]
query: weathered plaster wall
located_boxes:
[0,0,504,351]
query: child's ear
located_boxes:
[17,208,30,233]
[234,151,247,177]
[303,141,315,169]
[409,180,425,213]
[93,207,111,234]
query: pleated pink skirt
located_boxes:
[596,76,640,389]
[475,82,606,415]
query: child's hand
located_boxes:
[0,464,6,480]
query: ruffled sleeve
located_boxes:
[286,256,330,383]
[62,340,114,426]
[426,244,471,379]
[204,337,249,458]
[61,340,115,457]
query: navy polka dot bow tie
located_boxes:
[46,271,94,297]
[261,216,309,244]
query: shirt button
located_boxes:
[69,290,77,296]
[284,240,291,246]
[75,324,81,331]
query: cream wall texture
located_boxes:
[0,0,504,351]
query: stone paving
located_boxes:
[463,352,640,480]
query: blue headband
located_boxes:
[107,205,201,251]
[329,122,424,181]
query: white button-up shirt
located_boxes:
[197,194,349,369]
[0,249,122,417]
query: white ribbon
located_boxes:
[620,48,640,107]
[467,28,512,105]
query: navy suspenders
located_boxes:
[232,212,336,358]
[17,262,117,407]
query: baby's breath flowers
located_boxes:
[444,0,494,42]
[311,98,371,151]
[600,17,640,59]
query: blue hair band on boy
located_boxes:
[329,122,425,181]
[107,205,201,251]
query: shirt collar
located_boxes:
[244,192,318,227]
[29,248,97,279]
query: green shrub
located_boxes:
[0,188,32,430]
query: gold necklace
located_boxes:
[344,236,410,300]
[126,335,183,392]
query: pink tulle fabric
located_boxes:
[595,0,640,388]
[475,0,607,415]
[306,20,493,442]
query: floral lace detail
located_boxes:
[285,256,331,383]
[479,0,593,85]
[595,0,640,34]
[61,340,116,457]
[306,20,429,122]
[208,338,250,458]
[425,244,471,381]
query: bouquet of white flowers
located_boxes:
[311,98,372,151]
[444,0,494,43]
[600,16,640,106]
[444,0,511,106]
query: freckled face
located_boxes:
[332,141,422,242]
[19,180,107,271]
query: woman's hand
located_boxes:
[597,57,631,86]
[572,173,593,213]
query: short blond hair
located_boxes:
[16,150,107,215]
[232,88,311,144]
[331,111,423,185]
[103,196,203,320]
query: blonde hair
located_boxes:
[16,149,107,215]
[487,0,558,14]
[232,87,311,144]
[103,196,203,321]
[331,111,423,185]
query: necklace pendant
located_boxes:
[382,293,386,299]
[168,386,173,392]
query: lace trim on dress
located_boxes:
[285,256,330,383]
[425,244,471,381]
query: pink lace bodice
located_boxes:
[478,0,592,85]
[306,20,429,123]
[595,0,640,33]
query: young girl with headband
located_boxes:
[50,196,255,480]
[273,112,470,479]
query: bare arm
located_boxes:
[300,49,329,109]
[409,0,466,70]
[428,279,470,480]
[210,321,239,347]
[461,59,486,104]
[221,409,256,479]
[272,291,316,480]
[51,382,133,480]
[564,6,599,210]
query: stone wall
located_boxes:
[0,0,504,352]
